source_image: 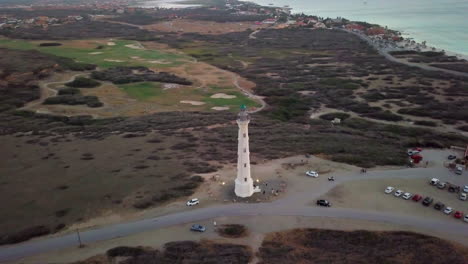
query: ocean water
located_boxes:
[243,0,468,55]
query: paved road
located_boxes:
[1,157,467,262]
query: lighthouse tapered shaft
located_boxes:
[235,107,254,197]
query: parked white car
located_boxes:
[430,178,440,186]
[460,193,467,201]
[384,186,395,194]
[402,192,412,200]
[394,190,403,197]
[306,171,319,177]
[443,207,454,215]
[464,214,468,223]
[463,185,468,193]
[186,198,200,206]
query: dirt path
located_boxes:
[231,73,266,113]
[310,105,468,137]
[249,29,261,39]
[21,73,84,110]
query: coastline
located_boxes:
[239,0,468,59]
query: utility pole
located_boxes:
[76,229,84,248]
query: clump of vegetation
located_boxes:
[91,66,192,85]
[99,241,252,264]
[319,112,351,121]
[0,225,51,245]
[38,42,62,47]
[43,95,103,107]
[107,246,146,257]
[58,87,80,95]
[258,229,468,264]
[65,77,100,88]
[458,125,468,132]
[217,224,248,238]
[414,120,438,127]
[365,110,403,122]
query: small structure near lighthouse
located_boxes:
[235,105,257,198]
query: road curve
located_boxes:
[0,165,467,262]
[1,203,467,262]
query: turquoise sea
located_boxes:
[244,0,468,56]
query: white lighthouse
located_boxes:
[235,105,255,198]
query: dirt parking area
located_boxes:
[323,177,468,222]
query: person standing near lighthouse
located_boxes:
[235,105,255,198]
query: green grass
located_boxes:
[0,38,187,68]
[203,91,260,109]
[119,82,163,100]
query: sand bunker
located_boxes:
[212,106,230,111]
[163,83,180,90]
[107,42,116,46]
[148,60,171,64]
[89,52,103,55]
[180,100,205,106]
[125,44,143,50]
[210,93,236,99]
[104,59,124,62]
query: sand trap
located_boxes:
[210,93,236,99]
[148,60,171,64]
[125,44,143,50]
[131,56,142,60]
[104,59,124,62]
[212,106,230,111]
[107,42,116,46]
[180,100,205,106]
[89,52,103,55]
[163,83,180,90]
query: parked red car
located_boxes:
[412,194,422,202]
[454,211,463,219]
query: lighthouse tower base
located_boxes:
[235,178,254,198]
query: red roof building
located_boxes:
[346,23,365,31]
[367,27,386,35]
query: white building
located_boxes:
[235,105,255,198]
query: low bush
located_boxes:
[365,110,403,122]
[91,66,192,85]
[65,77,100,88]
[217,224,248,238]
[0,225,51,245]
[457,125,468,132]
[319,112,350,121]
[133,199,153,209]
[107,246,146,257]
[58,87,81,95]
[39,42,62,47]
[54,208,70,218]
[43,95,103,108]
[414,120,438,127]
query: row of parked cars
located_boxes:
[430,178,468,200]
[384,186,468,222]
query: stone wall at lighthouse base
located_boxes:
[235,177,254,198]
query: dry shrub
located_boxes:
[217,224,248,238]
[258,229,468,264]
[0,225,51,245]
